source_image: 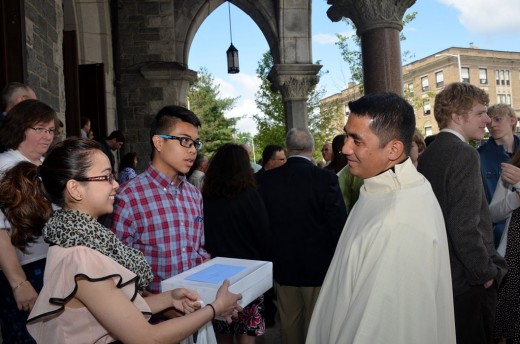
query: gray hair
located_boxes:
[285,128,314,154]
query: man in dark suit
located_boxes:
[258,128,347,344]
[418,82,507,344]
[98,130,125,172]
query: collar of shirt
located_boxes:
[288,155,311,162]
[146,163,186,190]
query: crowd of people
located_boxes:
[0,80,519,344]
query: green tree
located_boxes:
[188,67,238,155]
[252,52,343,160]
[335,11,417,92]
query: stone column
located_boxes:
[268,64,322,131]
[140,62,197,109]
[327,0,416,95]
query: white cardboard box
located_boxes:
[161,257,273,308]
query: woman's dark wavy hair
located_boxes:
[0,99,58,150]
[0,162,52,251]
[202,143,256,198]
[326,134,348,173]
[119,152,138,173]
[0,138,101,251]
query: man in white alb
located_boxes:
[306,92,456,344]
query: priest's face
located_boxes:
[342,115,393,179]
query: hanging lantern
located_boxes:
[226,2,239,74]
[227,43,239,74]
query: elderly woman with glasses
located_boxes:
[0,99,58,343]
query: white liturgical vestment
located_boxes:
[306,158,455,344]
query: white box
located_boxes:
[161,257,273,309]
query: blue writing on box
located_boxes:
[185,264,247,284]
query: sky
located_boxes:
[189,0,520,135]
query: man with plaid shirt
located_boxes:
[111,105,210,294]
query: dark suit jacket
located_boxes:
[418,132,507,295]
[98,139,115,171]
[258,156,347,286]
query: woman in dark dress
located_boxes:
[324,134,347,174]
[202,143,270,344]
[490,150,520,343]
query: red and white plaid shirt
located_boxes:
[111,164,210,293]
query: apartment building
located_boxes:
[321,47,520,136]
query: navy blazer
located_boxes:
[258,156,347,286]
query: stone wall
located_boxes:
[116,0,178,164]
[24,0,65,118]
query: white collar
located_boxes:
[440,128,466,142]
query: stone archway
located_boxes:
[164,0,322,131]
[111,0,415,159]
[113,0,322,150]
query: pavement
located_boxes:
[258,312,282,344]
[259,322,281,344]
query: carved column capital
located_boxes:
[268,64,322,101]
[327,0,416,34]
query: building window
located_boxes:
[496,70,512,86]
[498,94,512,105]
[435,71,444,88]
[479,68,487,84]
[407,83,414,96]
[461,67,470,83]
[497,94,508,104]
[424,125,433,137]
[421,76,429,92]
[423,100,431,115]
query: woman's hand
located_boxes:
[501,163,520,186]
[13,280,37,312]
[170,288,201,314]
[211,280,242,323]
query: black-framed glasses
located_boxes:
[30,127,55,135]
[156,134,203,151]
[75,175,116,184]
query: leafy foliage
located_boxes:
[188,67,238,155]
[251,52,344,161]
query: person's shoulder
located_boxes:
[181,177,202,197]
[47,246,137,286]
[0,150,24,172]
[117,171,149,195]
[50,245,112,268]
[310,161,337,178]
[0,149,19,163]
